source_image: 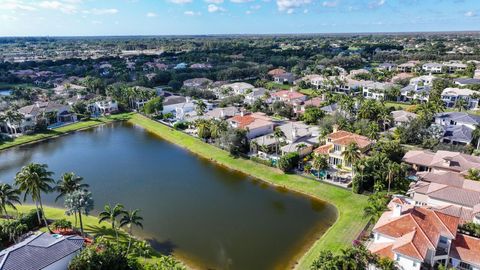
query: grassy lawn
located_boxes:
[266,82,293,90]
[0,113,133,151]
[299,88,317,96]
[128,114,369,269]
[384,101,411,110]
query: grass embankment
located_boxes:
[9,204,166,265]
[0,113,133,151]
[128,114,369,269]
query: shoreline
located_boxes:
[127,114,369,269]
[0,113,133,152]
[1,113,369,269]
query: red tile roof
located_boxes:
[272,90,306,100]
[229,115,255,128]
[450,234,480,267]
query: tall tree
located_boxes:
[312,154,329,179]
[14,163,54,230]
[64,190,94,236]
[120,209,144,254]
[99,203,126,241]
[342,142,361,177]
[55,172,89,226]
[0,183,21,216]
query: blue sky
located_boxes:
[0,0,479,36]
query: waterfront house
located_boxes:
[367,200,480,270]
[227,112,274,139]
[0,232,84,270]
[89,99,119,115]
[314,127,373,169]
[2,102,76,135]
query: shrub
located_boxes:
[52,219,72,231]
[173,121,188,130]
[278,152,299,173]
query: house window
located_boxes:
[413,261,417,267]
[439,236,448,245]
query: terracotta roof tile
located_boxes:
[450,234,480,267]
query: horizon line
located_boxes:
[1,29,480,39]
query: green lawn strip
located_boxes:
[0,113,133,151]
[266,82,292,90]
[299,88,316,96]
[128,114,369,269]
[5,204,167,265]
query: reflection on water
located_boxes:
[0,122,337,270]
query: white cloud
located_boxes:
[167,0,192,4]
[0,14,18,21]
[38,1,78,14]
[184,10,200,15]
[368,0,385,9]
[208,4,225,12]
[322,0,338,7]
[465,11,477,17]
[276,0,311,12]
[230,0,254,3]
[0,0,36,11]
[205,0,224,3]
[146,12,157,17]
[250,4,261,9]
[84,8,119,15]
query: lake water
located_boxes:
[0,89,11,96]
[0,122,336,270]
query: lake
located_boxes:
[0,122,337,270]
[0,89,11,96]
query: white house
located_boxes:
[89,99,119,115]
[227,112,274,139]
[361,81,396,101]
[422,62,444,73]
[441,88,479,109]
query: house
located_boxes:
[361,81,396,101]
[410,75,436,86]
[397,61,418,73]
[314,127,373,169]
[400,84,431,102]
[244,88,270,105]
[402,150,480,175]
[377,63,397,72]
[182,78,213,90]
[444,62,468,74]
[2,102,76,135]
[334,78,364,95]
[408,171,480,217]
[320,103,341,115]
[267,68,286,77]
[220,82,254,96]
[454,78,480,87]
[271,90,307,105]
[204,106,240,120]
[422,62,444,73]
[278,122,319,156]
[367,200,480,270]
[441,88,479,109]
[306,75,328,90]
[0,232,84,270]
[299,97,325,113]
[227,112,274,139]
[162,96,212,120]
[391,110,418,126]
[475,69,480,79]
[273,72,295,84]
[435,112,480,130]
[89,99,118,115]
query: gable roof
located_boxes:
[450,234,480,267]
[0,233,84,270]
[402,150,480,174]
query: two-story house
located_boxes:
[441,88,480,110]
[314,127,373,169]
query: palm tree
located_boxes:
[98,203,126,241]
[0,183,21,217]
[133,240,152,264]
[55,173,89,202]
[120,209,144,254]
[342,142,361,177]
[14,163,54,230]
[273,127,285,156]
[472,125,480,150]
[55,172,89,226]
[195,100,207,116]
[312,154,329,179]
[466,168,480,181]
[386,162,401,194]
[5,109,23,135]
[454,99,468,112]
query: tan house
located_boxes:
[402,150,480,175]
[314,128,373,169]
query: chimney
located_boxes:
[240,110,244,117]
[290,87,293,92]
[332,124,339,133]
[292,127,297,140]
[220,109,225,118]
[392,203,402,217]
